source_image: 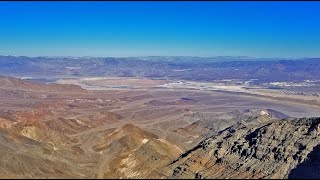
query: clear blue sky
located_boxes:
[1,1,320,58]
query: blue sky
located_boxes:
[0,1,320,58]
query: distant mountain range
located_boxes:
[0,55,319,83]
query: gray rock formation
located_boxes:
[164,117,320,179]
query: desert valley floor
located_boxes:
[0,76,319,178]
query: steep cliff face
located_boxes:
[288,144,320,179]
[164,117,320,179]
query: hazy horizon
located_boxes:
[1,54,319,60]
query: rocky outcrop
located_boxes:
[172,109,289,146]
[164,117,320,179]
[288,144,320,179]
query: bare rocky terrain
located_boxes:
[165,117,320,179]
[0,57,319,179]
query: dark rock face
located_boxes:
[288,144,320,179]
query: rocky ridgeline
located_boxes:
[165,117,320,179]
